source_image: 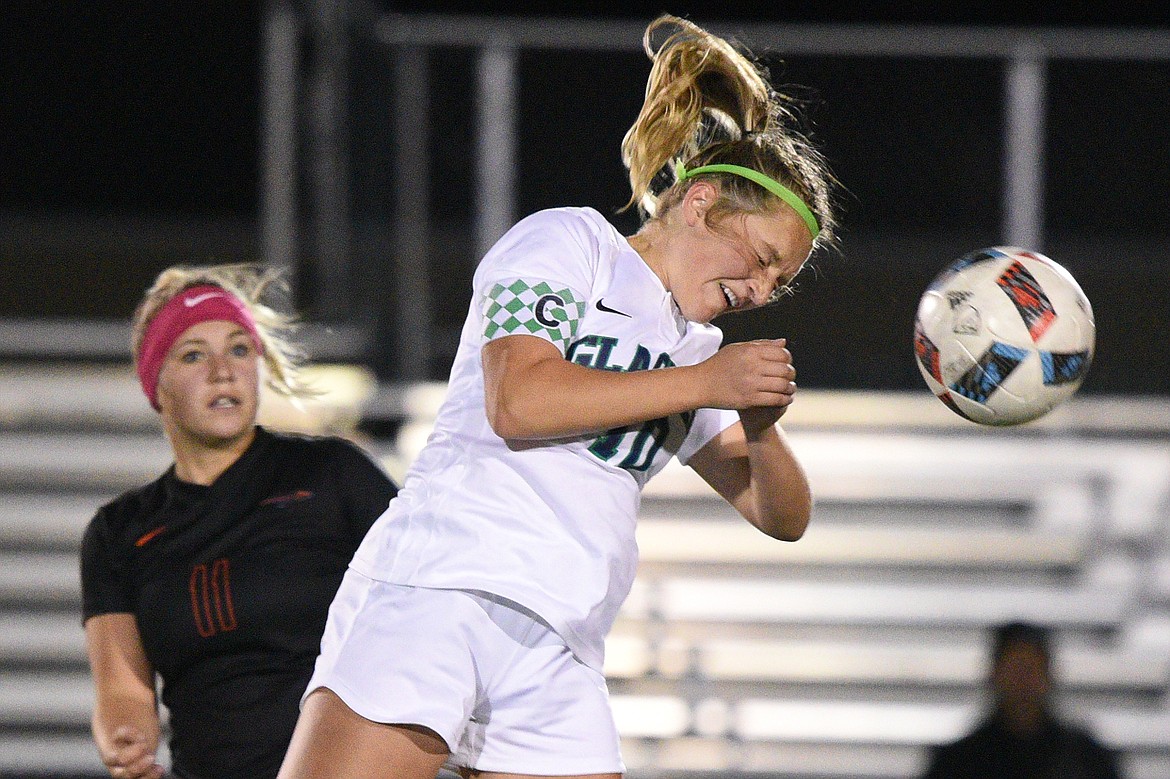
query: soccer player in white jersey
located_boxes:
[280,14,838,779]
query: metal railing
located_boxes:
[258,8,1170,379]
[5,11,1169,371]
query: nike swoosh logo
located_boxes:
[134,525,168,547]
[184,292,224,307]
[260,489,315,508]
[595,298,631,317]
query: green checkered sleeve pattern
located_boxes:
[482,279,586,352]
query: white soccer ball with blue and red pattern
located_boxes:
[914,247,1095,426]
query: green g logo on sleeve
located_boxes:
[483,280,585,351]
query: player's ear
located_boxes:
[681,181,718,227]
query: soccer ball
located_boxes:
[913,246,1095,426]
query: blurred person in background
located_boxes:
[81,264,398,779]
[923,620,1123,779]
[279,12,837,779]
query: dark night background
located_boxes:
[2,1,1168,393]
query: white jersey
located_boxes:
[351,207,738,671]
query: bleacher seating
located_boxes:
[2,363,1169,778]
[604,417,1170,778]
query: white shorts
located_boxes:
[305,569,625,775]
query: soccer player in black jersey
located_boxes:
[81,264,398,779]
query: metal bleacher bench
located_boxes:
[602,407,1170,779]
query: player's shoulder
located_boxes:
[1057,719,1117,754]
[263,427,363,462]
[509,206,622,255]
[518,205,612,232]
[476,207,620,294]
[261,427,381,473]
[932,719,997,757]
[88,474,169,536]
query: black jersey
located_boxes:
[81,426,398,779]
[923,714,1122,779]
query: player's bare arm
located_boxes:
[687,409,812,542]
[482,335,796,441]
[85,614,164,779]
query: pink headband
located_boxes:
[136,285,265,410]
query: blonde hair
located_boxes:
[131,263,313,399]
[621,14,837,246]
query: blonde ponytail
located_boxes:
[621,15,837,244]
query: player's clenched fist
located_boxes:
[697,338,797,411]
[100,726,164,779]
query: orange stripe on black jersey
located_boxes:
[134,525,167,547]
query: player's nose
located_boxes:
[749,269,782,305]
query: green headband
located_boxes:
[674,160,821,239]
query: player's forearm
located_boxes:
[485,354,710,440]
[92,692,158,742]
[85,615,163,778]
[737,423,812,541]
